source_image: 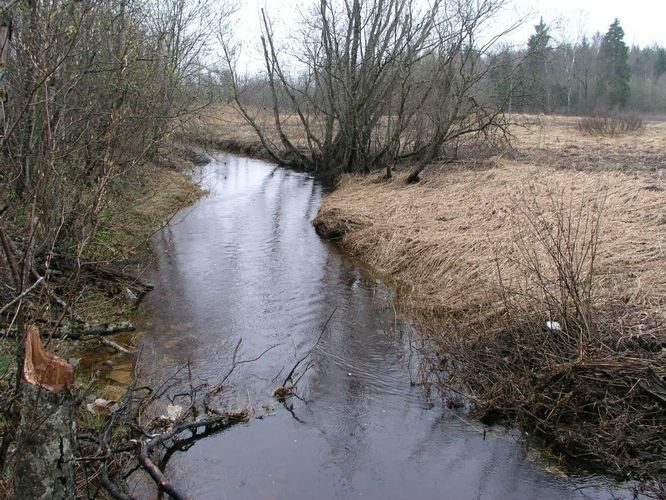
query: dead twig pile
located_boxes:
[435,315,665,492]
[75,340,281,499]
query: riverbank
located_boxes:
[313,118,665,492]
[0,140,207,496]
[0,146,205,329]
[76,154,205,325]
[1,143,205,377]
[184,106,665,491]
[65,146,206,371]
[176,105,278,162]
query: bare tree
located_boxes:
[404,0,516,182]
[225,0,515,181]
[0,1,231,495]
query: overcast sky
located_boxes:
[231,0,666,72]
[507,0,666,47]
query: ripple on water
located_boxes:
[133,154,634,500]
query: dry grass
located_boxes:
[314,157,666,489]
[315,162,666,321]
[189,107,666,177]
[178,104,307,160]
[510,114,666,175]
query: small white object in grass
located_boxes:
[544,320,561,332]
[165,404,183,421]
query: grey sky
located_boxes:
[231,0,666,72]
[507,0,666,47]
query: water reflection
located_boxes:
[134,154,629,499]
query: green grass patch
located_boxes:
[0,353,10,373]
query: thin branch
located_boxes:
[282,306,337,388]
[0,276,42,315]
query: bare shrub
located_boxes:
[501,187,604,347]
[439,187,665,491]
[224,0,515,181]
[576,113,644,137]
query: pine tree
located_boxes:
[524,17,551,112]
[598,19,630,110]
[656,47,666,77]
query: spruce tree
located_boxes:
[598,19,630,110]
[656,47,666,77]
[524,17,551,112]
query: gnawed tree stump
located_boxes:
[14,326,76,499]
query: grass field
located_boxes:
[312,113,665,490]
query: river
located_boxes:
[132,153,630,499]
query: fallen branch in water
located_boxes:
[274,306,338,400]
[100,338,133,355]
[1,321,135,339]
[204,340,280,414]
[80,340,266,498]
[136,440,185,500]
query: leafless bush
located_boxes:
[501,187,605,346]
[576,113,644,137]
[432,188,664,493]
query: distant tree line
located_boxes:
[224,7,666,181]
[490,17,666,115]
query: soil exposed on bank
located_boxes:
[0,145,206,404]
[0,143,207,496]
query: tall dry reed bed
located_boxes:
[314,161,665,492]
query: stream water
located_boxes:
[132,154,630,499]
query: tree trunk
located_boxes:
[406,166,423,183]
[14,384,77,499]
[0,4,10,139]
[13,327,76,499]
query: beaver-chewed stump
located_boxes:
[14,326,76,500]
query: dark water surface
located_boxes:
[134,154,628,499]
